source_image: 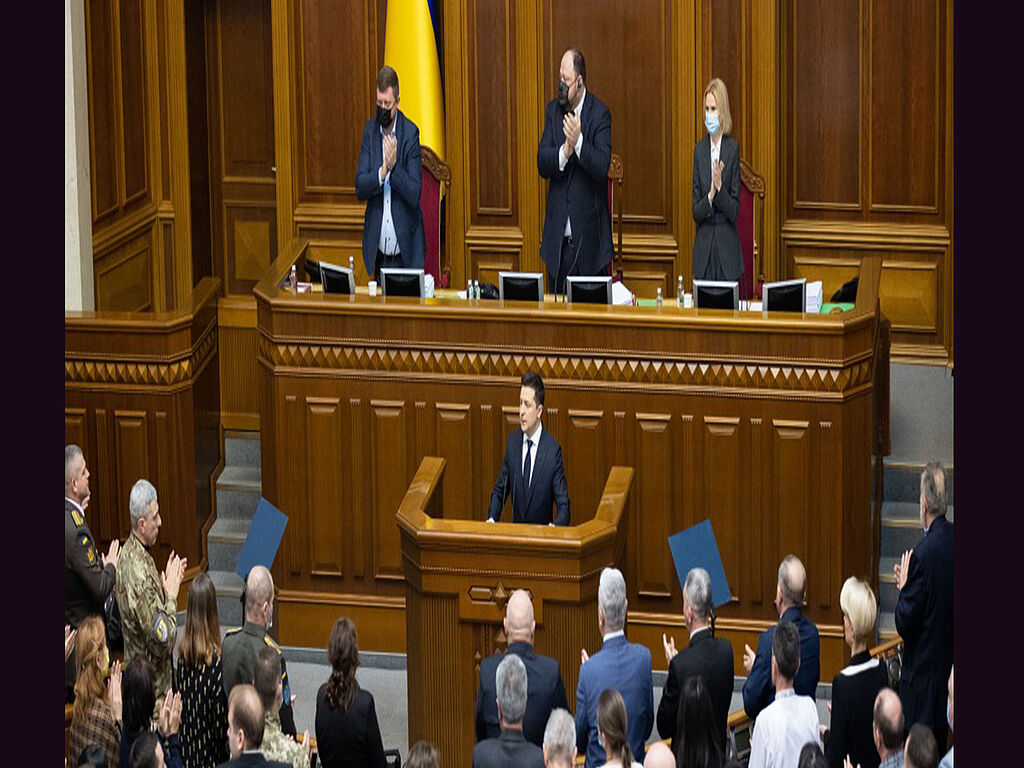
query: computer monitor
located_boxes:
[566,276,612,305]
[693,279,739,310]
[305,258,323,283]
[498,271,544,302]
[380,268,425,298]
[762,278,806,313]
[320,261,355,295]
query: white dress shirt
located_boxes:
[378,123,400,256]
[558,87,587,237]
[747,688,820,768]
[521,421,543,487]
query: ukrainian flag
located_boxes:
[384,0,445,160]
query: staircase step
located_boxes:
[210,570,245,628]
[224,431,261,469]
[215,466,262,520]
[217,465,262,490]
[208,518,251,572]
[878,612,897,640]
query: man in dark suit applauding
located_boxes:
[473,654,546,768]
[355,65,426,283]
[657,567,734,750]
[221,684,291,768]
[488,371,570,526]
[895,461,953,749]
[476,589,569,747]
[537,48,613,293]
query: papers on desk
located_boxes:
[612,281,635,305]
[806,280,823,314]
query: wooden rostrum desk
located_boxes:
[255,240,889,701]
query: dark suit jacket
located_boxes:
[355,110,425,275]
[656,628,735,749]
[691,134,743,281]
[476,641,569,747]
[314,685,388,768]
[537,91,613,278]
[488,427,570,525]
[222,622,296,736]
[823,651,888,768]
[472,729,545,768]
[576,634,654,768]
[895,514,953,732]
[215,753,290,768]
[741,606,820,720]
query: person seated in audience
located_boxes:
[222,684,291,767]
[78,744,111,768]
[314,617,388,768]
[254,646,311,768]
[821,577,887,768]
[576,567,653,767]
[119,656,156,766]
[542,709,577,768]
[223,565,296,737]
[938,667,952,768]
[406,741,440,768]
[872,688,906,768]
[799,742,828,768]
[476,589,568,747]
[747,621,819,768]
[742,555,820,720]
[128,723,183,768]
[473,654,545,768]
[70,616,123,768]
[596,689,643,768]
[643,741,675,768]
[175,571,230,767]
[658,567,733,749]
[903,724,939,768]
[672,676,724,768]
[128,732,164,768]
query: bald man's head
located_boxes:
[643,741,676,768]
[504,589,536,643]
[245,565,275,624]
[873,687,904,757]
[777,554,807,611]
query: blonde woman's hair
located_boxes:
[840,576,877,642]
[704,78,733,136]
[73,616,110,720]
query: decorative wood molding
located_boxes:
[782,220,950,250]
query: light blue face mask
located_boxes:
[705,111,720,136]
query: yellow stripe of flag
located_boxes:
[383,0,445,160]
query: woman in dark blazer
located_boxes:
[315,617,388,768]
[822,577,889,768]
[691,78,743,283]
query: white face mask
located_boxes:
[265,602,273,631]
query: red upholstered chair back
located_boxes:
[420,146,451,287]
[606,153,624,279]
[738,158,766,300]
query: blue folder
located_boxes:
[235,497,289,579]
[667,519,732,608]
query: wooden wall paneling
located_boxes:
[118,0,150,210]
[271,0,297,249]
[635,413,674,599]
[217,297,261,430]
[435,403,474,518]
[94,409,115,543]
[751,0,780,281]
[94,228,155,312]
[700,0,752,165]
[771,419,811,597]
[443,0,468,287]
[815,421,836,611]
[348,398,366,579]
[746,417,765,606]
[87,0,120,225]
[306,397,344,577]
[702,416,742,605]
[565,409,606,526]
[371,400,407,580]
[114,410,150,530]
[283,394,304,578]
[868,0,942,216]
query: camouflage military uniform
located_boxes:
[115,533,177,696]
[262,710,308,768]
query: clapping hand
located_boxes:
[580,647,590,665]
[562,112,581,156]
[103,538,120,568]
[384,134,398,172]
[158,688,183,737]
[108,660,123,723]
[743,643,756,673]
[844,756,861,768]
[894,550,912,591]
[662,633,678,665]
[712,160,724,193]
[162,550,187,600]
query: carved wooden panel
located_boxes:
[349,399,366,578]
[283,394,304,577]
[114,410,150,533]
[371,400,407,580]
[87,0,119,222]
[435,403,474,518]
[306,398,344,576]
[635,413,674,598]
[565,409,607,525]
[217,308,261,430]
[702,416,741,603]
[787,0,861,213]
[66,411,89,458]
[94,229,154,312]
[702,0,752,155]
[118,0,148,206]
[771,419,811,583]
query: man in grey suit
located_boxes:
[473,654,545,768]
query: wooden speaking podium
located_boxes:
[397,456,634,766]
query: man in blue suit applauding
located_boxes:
[575,567,653,767]
[487,371,570,526]
[355,65,426,283]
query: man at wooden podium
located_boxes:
[487,372,570,526]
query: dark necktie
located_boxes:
[523,438,533,489]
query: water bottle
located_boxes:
[467,279,473,300]
[474,280,481,300]
[656,287,663,308]
[677,275,685,307]
[289,265,297,291]
[349,256,355,273]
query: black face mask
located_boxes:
[376,105,394,130]
[557,79,572,113]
